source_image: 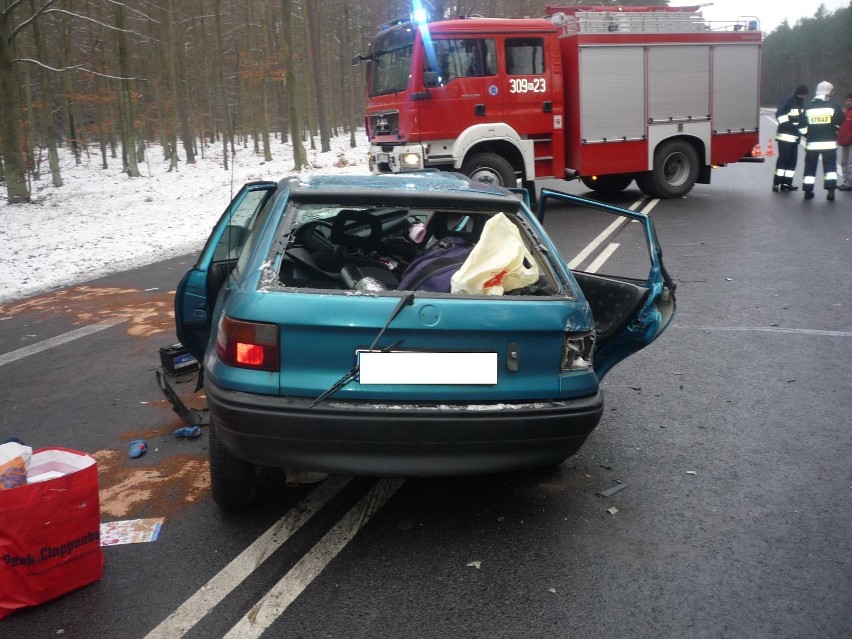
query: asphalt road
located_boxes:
[1,118,851,638]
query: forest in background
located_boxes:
[1,0,849,204]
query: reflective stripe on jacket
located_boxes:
[775,94,805,141]
[801,98,846,148]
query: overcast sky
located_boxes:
[686,0,849,33]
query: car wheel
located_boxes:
[581,174,633,194]
[636,139,699,198]
[209,420,257,509]
[461,153,517,187]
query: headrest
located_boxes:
[330,209,382,251]
[429,212,485,243]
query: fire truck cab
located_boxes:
[358,5,762,198]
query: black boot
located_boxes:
[804,191,815,200]
[827,189,835,201]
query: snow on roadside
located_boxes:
[0,133,371,304]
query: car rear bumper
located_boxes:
[205,380,604,476]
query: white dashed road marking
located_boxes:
[144,476,354,639]
[0,319,126,367]
[224,478,405,639]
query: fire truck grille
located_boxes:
[370,111,399,137]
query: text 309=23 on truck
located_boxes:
[356,4,763,198]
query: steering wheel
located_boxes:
[294,220,335,253]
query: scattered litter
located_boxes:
[127,440,147,459]
[686,470,697,475]
[725,277,733,281]
[496,516,505,522]
[466,561,481,570]
[0,441,31,489]
[174,425,202,439]
[100,518,164,545]
[607,507,619,515]
[597,483,629,498]
[600,464,613,470]
[548,588,557,594]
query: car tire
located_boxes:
[581,174,633,194]
[636,139,699,198]
[461,153,517,188]
[209,420,257,509]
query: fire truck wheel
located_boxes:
[580,174,633,194]
[461,153,517,188]
[637,139,699,198]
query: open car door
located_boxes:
[175,182,277,361]
[537,189,676,379]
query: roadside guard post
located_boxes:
[0,447,104,619]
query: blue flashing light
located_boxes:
[411,8,429,24]
[411,0,438,75]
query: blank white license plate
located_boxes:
[358,352,497,385]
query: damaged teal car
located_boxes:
[175,171,675,508]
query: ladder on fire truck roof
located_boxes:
[544,5,759,34]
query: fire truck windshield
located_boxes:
[368,27,416,97]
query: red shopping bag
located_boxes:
[0,448,104,620]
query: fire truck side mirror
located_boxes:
[423,71,440,88]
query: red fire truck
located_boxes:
[357,5,762,198]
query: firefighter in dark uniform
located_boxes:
[802,81,846,200]
[772,85,809,192]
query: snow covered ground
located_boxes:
[0,134,371,304]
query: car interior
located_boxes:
[278,206,555,295]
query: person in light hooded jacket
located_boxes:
[801,81,846,201]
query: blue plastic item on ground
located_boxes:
[174,426,201,439]
[127,440,147,458]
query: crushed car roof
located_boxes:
[280,171,524,210]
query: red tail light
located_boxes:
[216,316,280,371]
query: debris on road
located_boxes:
[466,561,482,570]
[127,440,147,459]
[100,517,164,545]
[597,483,629,498]
[174,425,202,439]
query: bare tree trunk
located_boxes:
[343,4,357,148]
[59,12,82,165]
[214,0,234,171]
[114,2,140,177]
[30,0,62,186]
[281,0,307,169]
[173,1,195,164]
[304,0,330,152]
[259,0,273,161]
[0,1,30,202]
